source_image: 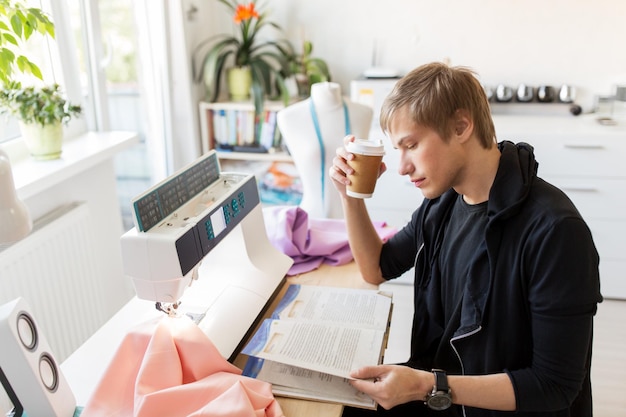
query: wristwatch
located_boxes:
[424,369,452,411]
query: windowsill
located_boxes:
[9,131,139,200]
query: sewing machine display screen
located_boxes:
[210,210,226,237]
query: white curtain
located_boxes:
[132,0,204,179]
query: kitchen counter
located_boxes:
[493,113,626,138]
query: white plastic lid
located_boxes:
[346,139,385,156]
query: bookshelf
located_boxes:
[198,100,293,162]
[198,100,302,206]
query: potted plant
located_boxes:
[0,81,82,160]
[286,40,332,98]
[193,0,293,116]
[0,1,81,160]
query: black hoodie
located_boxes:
[379,141,602,416]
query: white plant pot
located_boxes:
[19,121,63,160]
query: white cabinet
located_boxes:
[494,115,626,300]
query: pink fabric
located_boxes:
[81,316,284,417]
[263,206,397,275]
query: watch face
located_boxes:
[428,392,452,410]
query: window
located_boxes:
[0,0,87,145]
[89,0,152,230]
[0,0,153,230]
[0,0,86,142]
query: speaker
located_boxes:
[0,297,76,417]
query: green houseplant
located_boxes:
[0,0,81,160]
[0,82,82,160]
[193,0,292,116]
[286,40,331,98]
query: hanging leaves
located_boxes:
[0,0,55,85]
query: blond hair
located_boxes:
[380,62,496,148]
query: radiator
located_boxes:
[0,202,109,363]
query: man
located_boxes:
[330,62,602,416]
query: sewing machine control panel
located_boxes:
[132,152,221,232]
[196,176,258,254]
[149,173,259,276]
[128,151,261,277]
[148,173,257,235]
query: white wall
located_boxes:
[193,0,626,111]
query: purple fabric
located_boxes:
[263,206,397,276]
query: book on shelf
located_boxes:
[216,144,268,153]
[241,284,393,410]
[227,109,237,144]
[259,110,277,151]
[212,109,228,148]
[210,107,282,152]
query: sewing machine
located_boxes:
[120,151,293,359]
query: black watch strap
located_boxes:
[433,369,449,391]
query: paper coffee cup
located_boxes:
[346,139,385,198]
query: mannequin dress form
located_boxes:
[277,82,373,219]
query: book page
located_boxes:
[242,318,386,379]
[271,284,392,329]
[242,285,392,378]
[241,285,392,408]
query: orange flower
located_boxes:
[234,3,259,24]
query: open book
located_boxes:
[241,284,393,409]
